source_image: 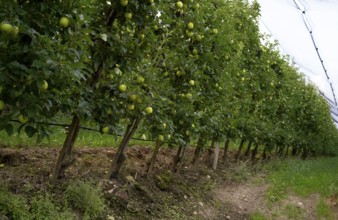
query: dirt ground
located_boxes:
[0,146,336,219]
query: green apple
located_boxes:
[59,17,70,28]
[191,124,195,128]
[136,76,145,84]
[129,94,137,101]
[176,1,183,9]
[187,22,194,30]
[167,134,171,140]
[241,77,245,81]
[212,28,218,34]
[102,127,109,134]
[158,134,164,142]
[120,0,128,6]
[40,80,48,91]
[185,130,190,136]
[149,0,154,4]
[196,35,202,41]
[0,23,13,34]
[179,120,184,125]
[186,30,193,37]
[145,106,153,114]
[125,12,132,20]
[18,114,29,124]
[119,84,127,92]
[163,72,169,77]
[177,71,185,76]
[162,123,167,129]
[153,25,159,31]
[11,26,19,37]
[127,104,135,111]
[189,80,195,86]
[0,100,4,110]
[136,97,142,103]
[192,48,198,55]
[185,93,192,99]
[108,74,114,80]
[194,3,200,9]
[141,134,147,140]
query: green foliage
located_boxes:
[65,181,106,219]
[0,187,30,220]
[30,194,74,220]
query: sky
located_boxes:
[256,0,338,125]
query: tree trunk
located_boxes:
[244,140,253,158]
[284,146,289,158]
[251,143,259,163]
[274,146,279,156]
[291,147,297,156]
[235,139,245,162]
[108,118,141,179]
[50,63,105,185]
[301,147,308,160]
[50,115,80,185]
[222,139,230,165]
[277,147,284,157]
[207,139,216,166]
[172,142,188,173]
[192,137,203,165]
[177,145,187,173]
[146,140,163,179]
[262,145,267,160]
[212,142,220,170]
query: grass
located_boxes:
[265,157,338,219]
[283,204,303,219]
[0,121,154,148]
[249,211,267,220]
[266,157,338,201]
[316,199,335,220]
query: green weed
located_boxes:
[65,181,106,219]
[30,194,74,220]
[0,187,30,220]
[249,211,267,220]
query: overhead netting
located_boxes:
[257,0,338,126]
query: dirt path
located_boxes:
[213,182,268,218]
[209,180,324,220]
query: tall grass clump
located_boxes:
[65,181,106,219]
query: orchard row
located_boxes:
[1,0,337,183]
